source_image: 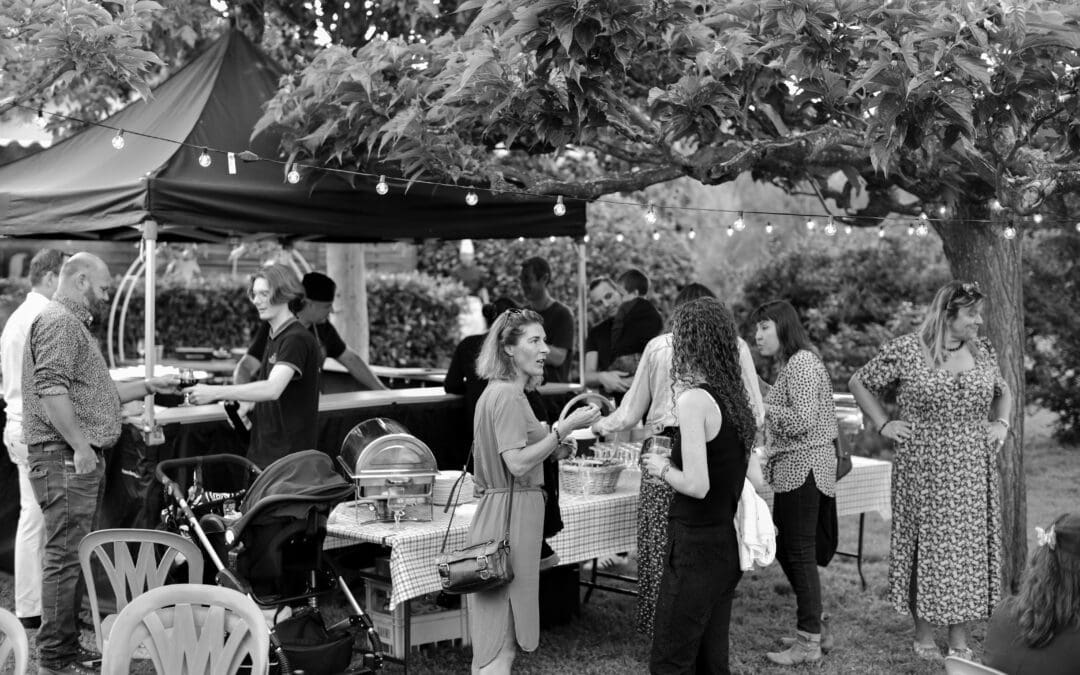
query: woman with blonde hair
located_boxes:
[467,309,600,674]
[985,512,1080,673]
[849,280,1013,660]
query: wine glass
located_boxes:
[179,368,197,404]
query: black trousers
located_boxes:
[650,521,741,674]
[773,473,824,634]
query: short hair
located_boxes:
[619,268,649,296]
[749,299,815,362]
[919,280,985,368]
[588,277,617,293]
[251,264,305,313]
[521,257,551,283]
[476,308,545,384]
[28,249,66,286]
[481,296,521,328]
[674,282,715,307]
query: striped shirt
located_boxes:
[22,298,122,449]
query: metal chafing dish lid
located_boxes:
[339,418,438,477]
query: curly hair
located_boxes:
[1013,512,1080,647]
[669,297,756,454]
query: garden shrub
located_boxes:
[365,272,469,368]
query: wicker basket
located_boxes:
[559,458,625,496]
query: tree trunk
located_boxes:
[326,244,369,360]
[935,214,1026,593]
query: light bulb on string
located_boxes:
[111,130,125,150]
[1075,222,1080,233]
[805,218,817,231]
[765,221,774,234]
[1033,213,1043,224]
[287,167,301,184]
[688,228,696,240]
[615,233,624,243]
[726,226,734,237]
[1003,224,1017,239]
[991,198,1003,212]
[878,225,886,238]
[35,108,47,129]
[916,222,929,237]
[517,236,525,243]
[465,191,479,206]
[376,175,389,195]
[844,224,852,235]
[937,205,948,217]
[549,235,556,243]
[645,204,657,225]
[824,217,837,236]
[652,230,661,241]
[907,222,915,236]
[733,211,745,231]
[583,234,590,243]
[198,148,212,168]
[919,211,929,223]
[553,196,566,217]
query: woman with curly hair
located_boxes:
[983,513,1080,673]
[752,299,838,665]
[641,297,756,674]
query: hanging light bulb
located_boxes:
[652,230,661,241]
[937,204,948,217]
[765,221,774,234]
[465,191,479,206]
[1075,222,1080,232]
[198,148,212,168]
[919,211,929,223]
[1033,213,1043,224]
[806,218,817,231]
[726,226,734,237]
[916,222,929,237]
[549,235,556,243]
[111,130,126,150]
[907,223,915,236]
[824,217,837,236]
[844,224,853,235]
[991,198,1003,212]
[583,234,590,243]
[733,211,745,231]
[553,196,566,217]
[645,204,657,225]
[615,233,624,243]
[36,108,47,129]
[287,167,301,184]
[376,175,389,195]
[1003,224,1017,239]
[688,228,696,240]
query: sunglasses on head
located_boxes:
[952,281,982,302]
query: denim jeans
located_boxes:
[4,424,44,619]
[650,521,742,674]
[28,442,105,669]
[772,472,823,634]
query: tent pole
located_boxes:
[577,238,586,387]
[142,221,158,436]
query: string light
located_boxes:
[806,218,817,231]
[1003,224,1017,239]
[376,175,389,195]
[765,222,774,234]
[919,211,929,223]
[645,204,657,225]
[733,211,745,231]
[36,108,47,128]
[1075,222,1080,232]
[553,196,566,217]
[844,225,853,235]
[287,167,301,184]
[688,228,696,240]
[938,205,948,216]
[582,234,589,243]
[824,217,837,236]
[549,235,556,243]
[916,222,929,237]
[726,225,734,237]
[907,223,915,236]
[198,148,212,168]
[465,191,479,206]
[615,233,624,243]
[1033,213,1043,224]
[111,130,125,150]
[878,225,886,238]
[652,230,661,241]
[991,199,1003,212]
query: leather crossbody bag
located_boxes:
[435,449,515,594]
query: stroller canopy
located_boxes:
[231,450,353,537]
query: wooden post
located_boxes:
[326,243,369,360]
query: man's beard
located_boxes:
[83,290,108,323]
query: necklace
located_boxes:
[945,341,965,352]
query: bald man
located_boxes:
[22,253,179,675]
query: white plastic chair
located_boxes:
[0,607,29,674]
[79,528,205,652]
[100,583,270,675]
[944,656,1008,675]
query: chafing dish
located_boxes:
[337,418,437,523]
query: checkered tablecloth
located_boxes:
[325,481,638,610]
[757,455,892,519]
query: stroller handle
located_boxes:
[155,453,263,487]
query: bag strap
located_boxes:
[439,443,516,554]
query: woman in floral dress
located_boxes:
[849,280,1013,661]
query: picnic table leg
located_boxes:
[403,598,412,674]
[857,513,866,591]
[583,558,598,604]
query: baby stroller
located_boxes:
[156,450,383,674]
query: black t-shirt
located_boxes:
[248,319,321,468]
[585,317,614,373]
[247,320,346,363]
[537,300,574,383]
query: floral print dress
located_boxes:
[854,333,1005,624]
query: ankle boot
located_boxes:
[780,614,833,653]
[767,630,822,665]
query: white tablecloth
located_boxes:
[757,455,893,519]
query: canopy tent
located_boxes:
[0,29,586,241]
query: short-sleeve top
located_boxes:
[537,301,574,384]
[472,380,548,491]
[248,320,346,363]
[584,318,615,372]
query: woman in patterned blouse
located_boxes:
[850,281,1012,661]
[751,300,838,666]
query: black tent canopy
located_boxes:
[0,30,585,242]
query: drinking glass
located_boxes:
[641,435,672,484]
[179,368,197,404]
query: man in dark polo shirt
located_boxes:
[520,256,575,383]
[23,253,180,675]
[584,277,634,395]
[235,271,386,391]
[186,265,320,468]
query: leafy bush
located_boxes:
[365,272,469,367]
[737,237,950,388]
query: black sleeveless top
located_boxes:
[669,384,748,527]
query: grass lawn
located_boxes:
[2,410,1075,674]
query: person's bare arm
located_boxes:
[546,344,568,367]
[186,364,296,404]
[336,349,388,390]
[233,354,260,384]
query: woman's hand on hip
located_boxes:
[880,419,913,443]
[988,421,1008,449]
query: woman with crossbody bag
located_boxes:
[466,309,599,674]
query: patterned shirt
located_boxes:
[763,349,837,497]
[22,298,122,449]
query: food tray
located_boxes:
[559,458,625,496]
